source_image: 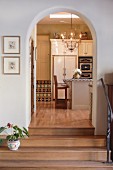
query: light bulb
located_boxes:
[79,33,82,39]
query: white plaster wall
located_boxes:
[0,0,113,134]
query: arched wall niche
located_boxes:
[25,7,97,133]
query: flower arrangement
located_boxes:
[73,68,82,79]
[0,123,29,144]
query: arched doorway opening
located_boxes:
[26,7,97,134]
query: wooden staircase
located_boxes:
[0,126,113,169]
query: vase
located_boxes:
[76,74,81,79]
[73,73,81,79]
[7,140,20,151]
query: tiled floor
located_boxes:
[30,102,93,128]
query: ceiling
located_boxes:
[38,12,85,25]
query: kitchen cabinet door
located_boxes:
[54,56,76,82]
[53,56,65,99]
[53,56,76,99]
[37,35,50,80]
[50,39,78,56]
[65,56,76,79]
[79,40,93,56]
[51,41,65,55]
[54,56,64,83]
[85,42,93,56]
[79,42,85,56]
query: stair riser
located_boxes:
[0,152,107,161]
[2,138,106,147]
[29,128,94,136]
[21,139,106,147]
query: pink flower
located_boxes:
[7,123,13,128]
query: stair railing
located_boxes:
[100,78,113,163]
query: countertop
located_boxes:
[64,78,93,82]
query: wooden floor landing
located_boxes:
[30,102,93,129]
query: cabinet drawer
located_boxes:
[79,57,93,63]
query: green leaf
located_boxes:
[6,135,12,141]
[0,127,6,133]
[13,126,18,131]
[18,128,23,135]
[0,139,3,145]
[23,127,29,137]
[14,133,19,139]
[12,136,17,141]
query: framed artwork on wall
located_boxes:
[3,56,20,75]
[3,36,20,54]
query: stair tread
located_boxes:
[27,135,106,139]
[0,147,107,152]
[0,160,113,168]
[2,135,105,140]
[29,127,95,129]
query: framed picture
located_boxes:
[3,36,20,54]
[3,57,20,74]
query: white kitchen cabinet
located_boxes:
[65,56,76,80]
[72,80,90,110]
[50,39,78,99]
[50,39,78,56]
[54,56,76,83]
[79,40,93,56]
[51,40,64,55]
[63,79,92,110]
[54,56,64,83]
[53,56,76,99]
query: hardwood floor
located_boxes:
[30,101,93,128]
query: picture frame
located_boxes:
[3,36,20,54]
[3,57,20,75]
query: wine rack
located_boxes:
[36,80,51,102]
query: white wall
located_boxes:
[0,0,113,134]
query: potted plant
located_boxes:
[0,123,29,150]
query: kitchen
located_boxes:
[50,38,93,114]
[36,12,93,121]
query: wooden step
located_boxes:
[1,136,106,148]
[0,147,107,161]
[29,127,95,136]
[21,136,106,147]
[0,136,109,170]
[0,160,113,170]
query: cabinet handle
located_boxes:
[63,68,66,76]
[65,68,66,76]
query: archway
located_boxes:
[26,7,97,133]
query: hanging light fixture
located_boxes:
[61,13,82,52]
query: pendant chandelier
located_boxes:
[61,14,82,52]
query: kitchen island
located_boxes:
[64,78,93,110]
